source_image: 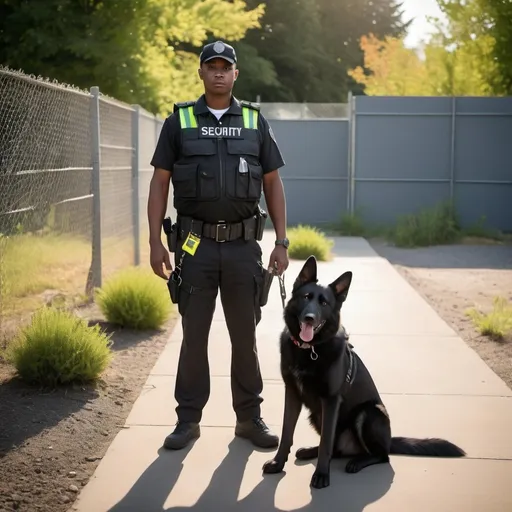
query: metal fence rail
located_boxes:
[0,68,164,340]
[348,95,512,232]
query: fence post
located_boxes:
[347,91,353,214]
[349,93,357,215]
[87,86,102,295]
[131,105,140,266]
[450,96,456,201]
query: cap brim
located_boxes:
[201,55,235,64]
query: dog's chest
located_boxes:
[289,363,329,397]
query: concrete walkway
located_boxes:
[71,232,512,512]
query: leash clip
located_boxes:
[310,346,318,361]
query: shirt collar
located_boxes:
[194,94,243,116]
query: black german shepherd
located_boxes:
[262,255,465,489]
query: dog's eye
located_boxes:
[321,300,328,306]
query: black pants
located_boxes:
[173,236,265,424]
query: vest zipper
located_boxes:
[217,137,223,196]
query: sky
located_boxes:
[400,0,447,48]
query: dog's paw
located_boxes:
[295,446,318,460]
[310,469,330,489]
[262,459,284,474]
[345,459,363,474]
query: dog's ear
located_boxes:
[294,255,317,289]
[329,271,352,303]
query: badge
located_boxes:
[182,232,201,256]
[213,41,225,54]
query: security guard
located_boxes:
[147,40,289,450]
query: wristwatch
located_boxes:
[275,238,289,249]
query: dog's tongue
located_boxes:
[300,322,314,342]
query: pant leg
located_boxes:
[219,238,265,422]
[174,238,220,423]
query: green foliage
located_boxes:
[390,202,460,248]
[233,0,408,102]
[7,307,113,387]
[0,0,264,115]
[95,267,172,330]
[466,296,512,341]
[338,212,368,236]
[288,225,334,261]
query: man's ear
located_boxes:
[294,255,317,290]
[329,271,352,303]
[198,67,204,80]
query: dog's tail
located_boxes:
[390,436,466,457]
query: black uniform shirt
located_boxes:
[150,95,285,223]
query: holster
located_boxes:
[162,216,178,253]
[167,271,181,304]
[255,206,268,241]
[259,267,274,307]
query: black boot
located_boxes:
[235,417,279,448]
[163,422,200,450]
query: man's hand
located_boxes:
[268,245,289,275]
[150,241,172,279]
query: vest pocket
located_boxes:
[231,160,263,200]
[172,163,198,198]
[198,169,217,200]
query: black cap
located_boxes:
[200,40,237,65]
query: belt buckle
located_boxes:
[215,223,228,243]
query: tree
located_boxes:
[0,0,265,115]
[348,0,511,97]
[347,34,429,96]
[212,0,410,103]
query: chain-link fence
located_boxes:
[0,67,165,343]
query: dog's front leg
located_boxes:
[262,384,302,474]
[310,395,342,489]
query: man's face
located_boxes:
[199,58,239,95]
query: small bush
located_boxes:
[7,307,113,387]
[339,212,367,236]
[466,296,512,341]
[390,201,460,248]
[95,266,172,330]
[288,225,334,261]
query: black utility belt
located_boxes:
[177,210,267,244]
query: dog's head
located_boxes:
[285,255,352,344]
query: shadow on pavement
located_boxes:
[107,438,394,512]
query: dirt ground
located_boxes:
[370,238,512,390]
[0,302,178,512]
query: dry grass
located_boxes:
[466,296,512,341]
[0,229,155,345]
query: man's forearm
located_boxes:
[264,174,287,240]
[147,176,168,245]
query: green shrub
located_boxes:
[338,212,367,236]
[466,296,512,341]
[390,201,460,248]
[7,307,113,387]
[288,225,334,261]
[95,266,172,330]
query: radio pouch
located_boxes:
[259,267,274,307]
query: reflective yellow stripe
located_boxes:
[188,106,197,128]
[242,106,258,129]
[179,106,197,129]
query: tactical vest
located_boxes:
[171,100,263,223]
